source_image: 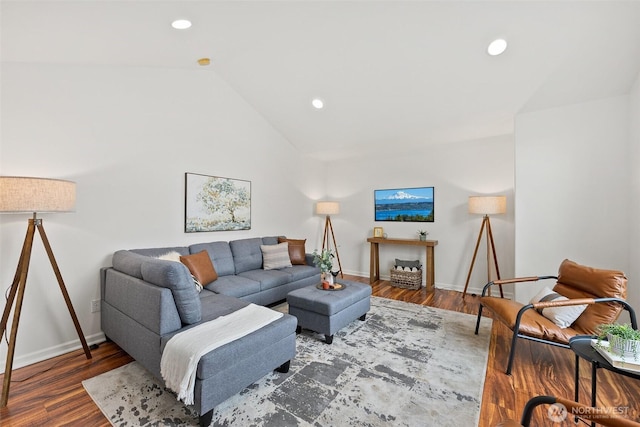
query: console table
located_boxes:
[367,237,438,291]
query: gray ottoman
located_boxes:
[287,280,372,344]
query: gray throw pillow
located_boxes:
[395,259,421,269]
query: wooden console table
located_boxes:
[367,237,438,291]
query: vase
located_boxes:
[419,235,427,241]
[608,334,640,360]
[321,272,333,289]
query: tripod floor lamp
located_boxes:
[462,195,506,299]
[316,201,343,278]
[0,177,91,407]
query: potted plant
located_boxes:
[418,230,428,241]
[312,249,334,289]
[596,323,640,361]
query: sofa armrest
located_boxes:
[305,253,316,267]
[102,268,183,335]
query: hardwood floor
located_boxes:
[1,276,639,426]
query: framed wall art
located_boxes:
[185,172,251,232]
[374,186,434,222]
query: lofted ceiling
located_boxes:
[2,1,640,160]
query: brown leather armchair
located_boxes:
[496,395,640,427]
[475,259,637,375]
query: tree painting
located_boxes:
[185,173,251,232]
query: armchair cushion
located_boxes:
[530,286,587,328]
[481,296,579,343]
[554,259,627,334]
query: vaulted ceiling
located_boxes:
[3,1,640,160]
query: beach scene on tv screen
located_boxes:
[375,187,434,222]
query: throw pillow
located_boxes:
[278,237,307,265]
[396,259,421,269]
[529,286,588,328]
[180,250,218,287]
[261,243,293,270]
[157,251,182,263]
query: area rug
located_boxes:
[83,296,492,426]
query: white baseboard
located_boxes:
[0,331,106,375]
[343,269,514,299]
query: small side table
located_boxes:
[570,335,640,408]
[367,237,438,291]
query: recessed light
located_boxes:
[487,38,507,56]
[312,98,324,109]
[197,58,211,66]
[171,19,192,30]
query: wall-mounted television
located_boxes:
[374,186,434,222]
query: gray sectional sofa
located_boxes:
[100,236,320,426]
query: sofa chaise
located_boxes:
[100,236,320,426]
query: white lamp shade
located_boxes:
[316,201,340,215]
[468,196,506,215]
[0,176,76,213]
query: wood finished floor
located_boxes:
[1,275,639,426]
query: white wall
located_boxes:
[514,95,631,303]
[629,72,640,312]
[0,63,322,370]
[323,135,515,295]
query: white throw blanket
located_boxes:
[160,304,283,405]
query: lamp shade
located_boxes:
[468,195,506,215]
[316,201,340,215]
[0,176,76,213]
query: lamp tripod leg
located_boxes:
[36,222,92,359]
[326,217,343,278]
[0,221,37,408]
[322,216,330,252]
[462,217,486,299]
[485,218,504,298]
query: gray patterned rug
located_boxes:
[83,297,491,426]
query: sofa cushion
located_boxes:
[278,237,307,265]
[158,251,203,292]
[112,250,148,279]
[204,275,261,298]
[261,243,292,270]
[189,242,236,277]
[279,264,320,282]
[132,247,190,258]
[530,286,587,328]
[230,238,264,273]
[139,258,202,324]
[261,236,280,246]
[238,269,291,291]
[180,250,218,286]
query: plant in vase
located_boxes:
[418,230,429,241]
[312,249,334,289]
[596,323,640,361]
